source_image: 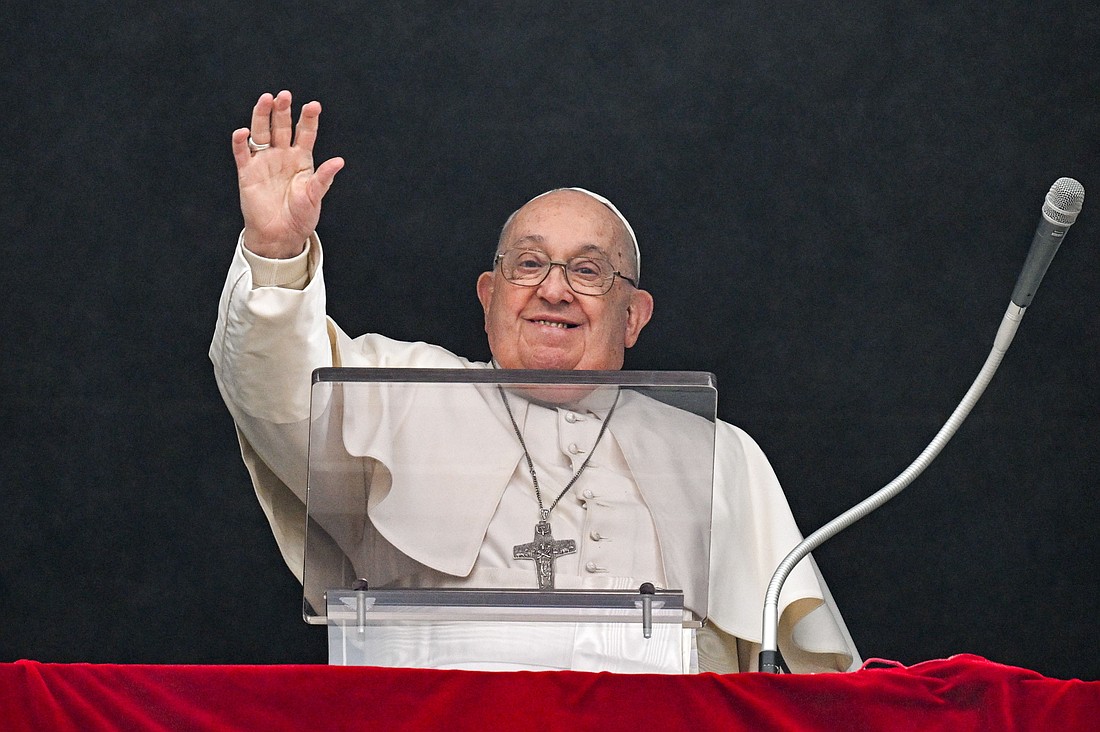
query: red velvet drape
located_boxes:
[1,655,1096,731]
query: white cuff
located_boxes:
[240,234,314,290]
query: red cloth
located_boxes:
[1,655,1096,731]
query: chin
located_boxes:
[502,345,581,371]
[523,356,580,371]
[528,354,623,372]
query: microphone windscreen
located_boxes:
[1043,177,1085,226]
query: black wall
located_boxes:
[3,3,1098,679]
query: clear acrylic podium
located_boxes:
[304,368,717,673]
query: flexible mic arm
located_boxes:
[758,304,1020,673]
[759,178,1085,673]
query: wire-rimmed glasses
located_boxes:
[496,249,637,296]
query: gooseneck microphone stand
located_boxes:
[759,178,1085,673]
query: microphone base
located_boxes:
[759,649,784,674]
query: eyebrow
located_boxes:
[508,236,612,259]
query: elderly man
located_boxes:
[212,90,859,673]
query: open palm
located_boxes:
[232,90,344,258]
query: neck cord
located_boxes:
[497,385,620,517]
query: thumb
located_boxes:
[309,157,345,203]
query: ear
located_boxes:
[476,271,494,318]
[623,288,654,348]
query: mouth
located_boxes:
[528,318,580,329]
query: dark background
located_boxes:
[3,3,1097,679]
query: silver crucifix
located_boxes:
[513,512,576,590]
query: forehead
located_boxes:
[504,191,628,259]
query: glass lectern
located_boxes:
[304,368,716,672]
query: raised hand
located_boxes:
[231,90,345,258]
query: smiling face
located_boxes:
[476,190,654,371]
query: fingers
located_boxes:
[231,127,252,171]
[248,93,274,145]
[270,90,294,147]
[293,100,323,153]
[241,91,331,161]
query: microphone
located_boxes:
[1011,177,1085,308]
[759,177,1085,673]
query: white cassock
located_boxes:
[211,234,861,673]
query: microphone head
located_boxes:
[1043,177,1085,226]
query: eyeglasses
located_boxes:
[495,249,638,296]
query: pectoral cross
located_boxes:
[513,511,576,590]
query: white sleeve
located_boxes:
[707,421,861,672]
[209,232,482,582]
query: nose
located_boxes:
[535,263,575,303]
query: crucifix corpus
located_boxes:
[513,512,577,590]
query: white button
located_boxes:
[564,412,579,423]
[590,530,603,541]
[585,561,599,572]
[568,443,584,455]
[582,489,595,499]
